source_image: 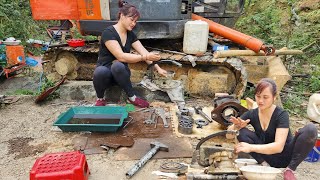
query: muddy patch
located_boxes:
[7,137,49,159]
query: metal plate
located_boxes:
[113,135,193,160]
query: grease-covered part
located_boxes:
[42,45,247,99]
[160,162,188,174]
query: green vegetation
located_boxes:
[11,89,36,96]
[0,0,52,42]
[237,0,320,117]
[9,78,60,101]
[0,1,96,53]
[70,25,98,41]
[38,78,60,101]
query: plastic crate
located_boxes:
[30,151,89,180]
[53,106,128,132]
[305,139,320,162]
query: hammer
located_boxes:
[194,106,213,123]
[126,141,169,178]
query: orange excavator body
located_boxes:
[30,0,103,20]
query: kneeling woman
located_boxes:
[227,78,318,180]
[93,0,167,107]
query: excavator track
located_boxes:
[42,44,247,99]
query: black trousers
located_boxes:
[238,123,318,170]
[93,61,134,98]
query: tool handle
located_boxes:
[126,147,158,178]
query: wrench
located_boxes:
[155,108,169,128]
[144,110,157,124]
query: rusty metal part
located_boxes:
[187,173,239,180]
[146,59,182,82]
[213,95,237,108]
[77,137,104,155]
[126,141,169,178]
[261,45,276,55]
[75,135,135,155]
[3,63,27,78]
[195,130,238,150]
[207,150,239,175]
[195,119,209,128]
[194,106,213,123]
[178,116,193,134]
[211,101,248,128]
[145,46,187,56]
[35,76,66,103]
[160,162,188,174]
[192,131,238,166]
[190,131,240,176]
[43,43,247,99]
[96,136,134,149]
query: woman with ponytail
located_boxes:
[93,0,167,107]
[227,78,318,180]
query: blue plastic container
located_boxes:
[305,139,320,162]
[0,54,5,60]
[25,57,38,66]
[53,106,128,132]
[0,45,6,66]
[212,45,229,52]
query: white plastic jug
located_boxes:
[183,20,209,54]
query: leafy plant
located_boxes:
[242,84,255,100]
[0,1,51,41]
[70,26,97,41]
[38,77,60,101]
[282,94,305,115]
[310,76,320,92]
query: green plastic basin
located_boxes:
[53,106,128,132]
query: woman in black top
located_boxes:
[93,0,167,107]
[227,78,318,180]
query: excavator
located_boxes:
[29,0,290,99]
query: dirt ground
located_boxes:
[0,78,320,180]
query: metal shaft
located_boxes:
[198,110,213,123]
[126,146,159,178]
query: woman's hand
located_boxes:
[156,66,168,77]
[230,116,250,130]
[146,53,161,61]
[235,142,252,153]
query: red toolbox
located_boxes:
[30,151,89,180]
